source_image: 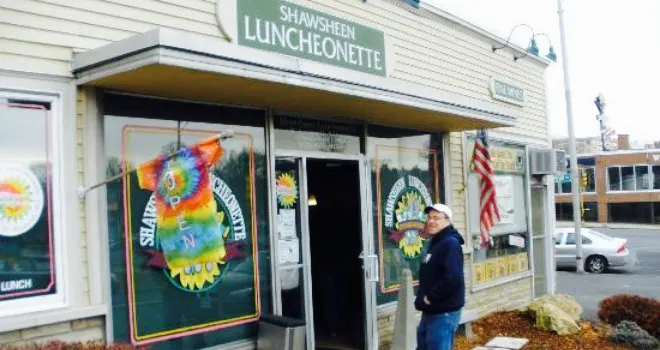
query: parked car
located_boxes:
[553,228,631,273]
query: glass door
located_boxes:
[273,157,314,350]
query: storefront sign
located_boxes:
[236,0,387,76]
[467,138,525,173]
[384,175,433,259]
[0,166,44,237]
[490,78,525,106]
[274,115,362,154]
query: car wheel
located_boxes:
[586,255,607,273]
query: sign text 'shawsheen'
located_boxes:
[238,0,386,76]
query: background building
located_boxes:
[555,148,660,225]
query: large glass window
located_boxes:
[466,137,530,286]
[0,97,57,305]
[653,166,660,190]
[368,125,442,305]
[621,166,635,191]
[608,167,621,191]
[555,202,597,222]
[608,202,654,224]
[635,166,650,190]
[103,94,270,349]
[582,167,596,193]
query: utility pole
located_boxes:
[557,0,584,273]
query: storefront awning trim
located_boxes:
[73,29,518,130]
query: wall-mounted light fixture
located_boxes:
[492,24,557,63]
[308,194,318,206]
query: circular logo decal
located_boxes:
[276,172,298,208]
[0,166,44,237]
[384,175,433,259]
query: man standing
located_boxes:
[415,203,465,350]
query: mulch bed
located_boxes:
[455,311,632,350]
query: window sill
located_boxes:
[471,271,532,293]
[0,304,107,333]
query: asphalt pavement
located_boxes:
[556,228,660,320]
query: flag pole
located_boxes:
[76,130,234,199]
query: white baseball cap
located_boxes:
[424,203,453,221]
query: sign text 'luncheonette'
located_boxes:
[238,0,387,77]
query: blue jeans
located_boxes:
[416,310,462,350]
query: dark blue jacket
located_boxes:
[414,225,465,315]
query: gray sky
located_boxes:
[429,0,660,146]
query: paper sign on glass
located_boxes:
[279,238,300,265]
[279,209,297,239]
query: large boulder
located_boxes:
[533,303,581,335]
[527,294,583,322]
[525,294,583,335]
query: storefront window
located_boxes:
[555,202,598,222]
[0,98,57,305]
[608,202,655,224]
[608,167,621,191]
[466,137,530,286]
[635,166,650,190]
[103,94,270,349]
[653,166,660,190]
[621,166,635,191]
[582,167,596,192]
[368,125,442,305]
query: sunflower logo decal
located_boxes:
[0,166,44,238]
[276,172,298,208]
[384,175,433,259]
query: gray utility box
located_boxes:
[257,314,306,350]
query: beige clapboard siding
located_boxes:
[0,52,71,76]
[0,9,133,46]
[298,0,548,143]
[0,38,72,62]
[304,0,545,81]
[1,0,157,36]
[37,0,218,33]
[0,23,109,52]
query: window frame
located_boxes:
[0,90,67,317]
[607,164,658,193]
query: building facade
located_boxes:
[556,149,660,225]
[0,0,555,349]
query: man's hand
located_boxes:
[423,296,431,305]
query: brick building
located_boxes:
[555,146,660,225]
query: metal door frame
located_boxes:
[271,149,377,350]
[530,180,555,297]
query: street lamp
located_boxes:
[492,25,557,62]
[557,0,585,273]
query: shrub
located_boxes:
[598,294,660,338]
[0,341,138,350]
[609,321,660,349]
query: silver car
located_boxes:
[553,228,632,273]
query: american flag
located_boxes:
[472,130,500,248]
